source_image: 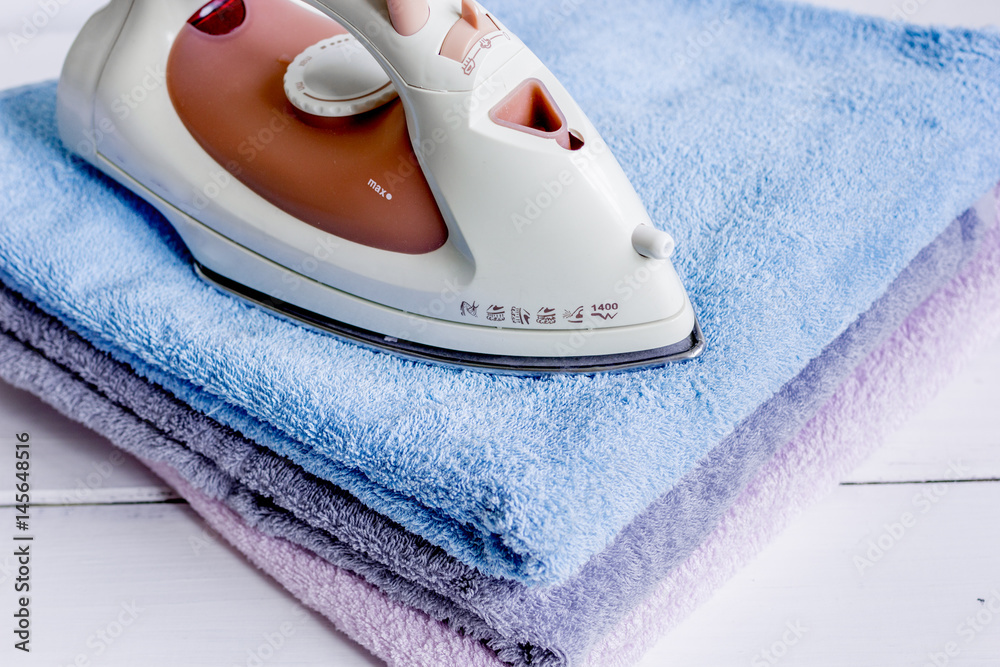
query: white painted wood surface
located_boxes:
[0,382,175,505]
[0,503,380,667]
[1,0,999,665]
[843,340,1000,484]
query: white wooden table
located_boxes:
[2,1,999,665]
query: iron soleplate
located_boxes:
[196,263,705,375]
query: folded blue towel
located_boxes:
[3,0,1000,585]
[0,198,983,665]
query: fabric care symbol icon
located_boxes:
[536,308,556,325]
[511,307,530,325]
[487,305,506,322]
[461,301,479,318]
[563,306,585,324]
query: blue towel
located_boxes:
[3,0,1000,585]
[0,199,984,665]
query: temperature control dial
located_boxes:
[284,34,398,118]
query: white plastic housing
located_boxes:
[57,0,700,365]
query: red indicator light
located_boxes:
[188,0,247,36]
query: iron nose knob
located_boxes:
[632,225,676,260]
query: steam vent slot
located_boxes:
[490,79,575,150]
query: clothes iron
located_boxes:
[57,0,704,373]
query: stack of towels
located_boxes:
[3,0,1000,664]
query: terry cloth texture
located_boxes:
[583,199,1000,666]
[2,197,998,667]
[0,0,1000,584]
[0,195,991,665]
[4,0,1000,586]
